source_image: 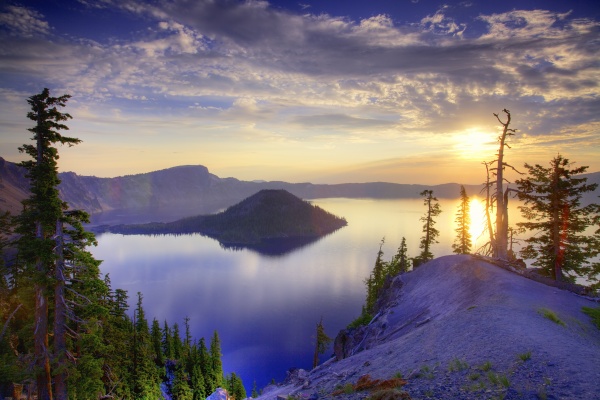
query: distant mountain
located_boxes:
[2,157,598,225]
[104,190,347,254]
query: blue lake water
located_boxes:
[91,197,502,392]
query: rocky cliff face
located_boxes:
[259,255,600,400]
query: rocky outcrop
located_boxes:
[258,255,600,400]
[207,388,230,400]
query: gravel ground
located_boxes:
[257,255,600,400]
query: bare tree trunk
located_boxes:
[34,98,53,400]
[34,221,52,400]
[483,162,495,255]
[493,109,513,260]
[54,219,68,400]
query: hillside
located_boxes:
[259,255,600,399]
[105,189,347,246]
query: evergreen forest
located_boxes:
[0,89,246,399]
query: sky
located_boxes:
[0,0,599,185]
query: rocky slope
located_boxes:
[259,255,600,400]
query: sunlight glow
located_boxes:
[469,198,487,246]
[453,129,495,160]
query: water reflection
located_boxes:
[91,197,524,392]
[217,234,336,256]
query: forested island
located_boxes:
[103,189,347,246]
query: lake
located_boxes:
[90,197,516,392]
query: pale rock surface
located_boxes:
[257,255,600,399]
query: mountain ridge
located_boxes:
[2,157,599,226]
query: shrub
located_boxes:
[582,306,600,329]
[348,310,373,329]
[479,361,492,372]
[538,308,565,326]
[518,351,531,361]
[447,358,469,372]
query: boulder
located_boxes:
[207,388,230,400]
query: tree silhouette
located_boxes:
[452,185,472,254]
[416,190,442,265]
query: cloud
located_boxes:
[292,113,396,130]
[0,1,598,181]
[0,5,50,37]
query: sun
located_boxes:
[453,129,495,160]
[469,198,487,246]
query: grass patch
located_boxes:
[342,383,354,394]
[582,306,600,329]
[487,372,510,389]
[447,358,469,372]
[538,308,565,326]
[468,373,480,381]
[518,351,531,361]
[478,361,493,372]
[464,381,487,392]
[498,374,510,388]
[413,364,435,380]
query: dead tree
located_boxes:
[491,109,519,260]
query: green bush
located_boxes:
[538,308,565,326]
[347,310,373,329]
[518,351,531,361]
[582,306,600,329]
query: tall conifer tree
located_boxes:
[209,331,224,390]
[516,155,600,284]
[452,185,472,254]
[416,190,442,265]
[15,88,82,399]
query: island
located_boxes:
[103,189,347,252]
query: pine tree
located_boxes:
[102,280,134,399]
[132,293,162,399]
[198,337,214,394]
[209,331,224,390]
[14,88,80,399]
[312,317,332,368]
[251,380,259,398]
[190,349,207,400]
[452,185,472,254]
[416,190,442,265]
[163,320,174,360]
[171,362,193,400]
[516,155,600,285]
[225,372,247,400]
[173,322,183,360]
[387,237,410,275]
[151,318,164,367]
[363,237,389,312]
